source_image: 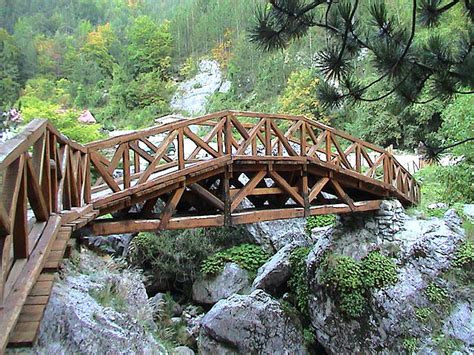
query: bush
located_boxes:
[128,227,251,292]
[452,240,474,268]
[200,243,269,277]
[320,251,398,318]
[425,283,449,305]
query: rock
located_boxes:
[192,263,250,305]
[428,202,448,210]
[78,110,96,124]
[245,218,309,252]
[306,207,470,354]
[33,250,165,354]
[252,242,304,293]
[173,346,195,355]
[463,204,474,220]
[149,293,183,318]
[443,302,474,347]
[199,290,307,354]
[171,60,225,115]
[80,233,134,256]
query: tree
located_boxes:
[81,23,116,77]
[250,0,473,107]
[127,16,173,77]
[0,28,21,108]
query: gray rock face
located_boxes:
[80,233,134,256]
[306,206,471,354]
[192,263,250,305]
[463,204,474,220]
[171,60,227,115]
[149,292,183,318]
[199,289,307,354]
[252,242,305,293]
[34,250,165,354]
[245,217,309,252]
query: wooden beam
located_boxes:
[25,157,49,222]
[189,184,225,211]
[231,170,266,212]
[159,187,185,230]
[331,180,356,211]
[90,152,121,193]
[268,170,305,207]
[308,177,330,203]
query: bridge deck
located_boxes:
[0,110,420,351]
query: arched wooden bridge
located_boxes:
[0,110,419,350]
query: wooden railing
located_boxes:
[0,111,420,347]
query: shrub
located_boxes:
[306,214,336,233]
[200,243,269,277]
[415,307,433,323]
[320,251,398,318]
[402,337,418,353]
[128,227,251,292]
[288,247,311,315]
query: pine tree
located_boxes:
[250,0,473,107]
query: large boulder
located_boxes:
[192,263,250,305]
[252,241,306,293]
[307,207,471,353]
[245,218,309,252]
[33,250,165,354]
[198,289,307,354]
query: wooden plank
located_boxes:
[0,215,60,353]
[90,152,121,193]
[270,121,298,156]
[178,129,185,170]
[184,127,221,158]
[123,144,130,189]
[331,180,356,211]
[25,156,49,222]
[8,320,41,347]
[14,155,29,258]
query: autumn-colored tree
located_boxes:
[278,69,329,124]
[211,28,233,69]
[82,23,116,77]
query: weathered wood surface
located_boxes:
[0,110,420,351]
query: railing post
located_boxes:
[178,128,185,170]
[225,115,232,155]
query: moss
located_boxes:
[452,239,474,268]
[306,214,336,234]
[425,283,449,305]
[415,307,433,323]
[402,337,418,353]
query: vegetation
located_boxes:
[288,246,312,315]
[402,337,419,353]
[306,214,337,234]
[89,280,126,312]
[425,282,449,305]
[200,244,269,278]
[320,251,398,318]
[128,227,251,293]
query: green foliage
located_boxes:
[200,244,269,277]
[89,280,126,312]
[433,333,464,354]
[288,247,311,315]
[179,56,198,79]
[0,28,21,108]
[303,327,316,347]
[425,283,448,305]
[361,251,398,289]
[452,240,474,268]
[306,214,336,233]
[402,337,418,353]
[128,227,251,292]
[415,307,433,323]
[320,252,398,318]
[278,69,329,123]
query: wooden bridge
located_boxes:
[0,110,419,351]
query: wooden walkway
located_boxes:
[0,110,420,351]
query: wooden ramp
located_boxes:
[0,110,420,352]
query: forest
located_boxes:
[0,0,472,204]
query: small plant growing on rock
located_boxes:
[319,251,398,318]
[452,240,474,268]
[306,214,336,233]
[415,307,433,323]
[425,283,448,305]
[200,244,269,277]
[89,280,126,312]
[402,337,418,353]
[288,247,312,315]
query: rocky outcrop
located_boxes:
[306,204,471,354]
[33,250,165,354]
[198,290,307,354]
[252,241,305,293]
[80,233,134,256]
[192,263,250,305]
[245,218,309,252]
[171,60,230,115]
